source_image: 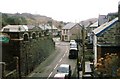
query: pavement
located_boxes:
[85,61,92,73]
[79,61,93,78]
[52,37,61,45]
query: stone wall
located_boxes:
[2,36,55,77]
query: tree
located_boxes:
[7,16,27,25]
[47,21,52,26]
[2,13,9,27]
[2,13,27,27]
[95,53,119,77]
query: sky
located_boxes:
[0,0,120,22]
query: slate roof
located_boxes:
[62,23,76,29]
[27,25,35,30]
[98,15,108,26]
[1,25,28,32]
[52,25,58,29]
[93,17,118,36]
[90,21,98,28]
[39,24,51,30]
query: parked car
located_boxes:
[69,41,78,59]
[70,40,76,45]
[54,73,67,79]
[69,48,78,59]
[57,64,72,78]
[70,40,78,50]
[70,42,78,48]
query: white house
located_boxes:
[88,21,98,44]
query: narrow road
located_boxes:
[28,38,77,78]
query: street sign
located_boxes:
[0,35,10,43]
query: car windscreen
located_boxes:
[70,44,77,48]
[70,50,77,53]
[58,67,69,73]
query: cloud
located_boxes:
[0,0,119,22]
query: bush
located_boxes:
[95,53,119,77]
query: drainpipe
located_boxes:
[93,34,97,65]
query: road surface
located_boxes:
[28,38,77,78]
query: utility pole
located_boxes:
[82,25,85,78]
[77,58,80,79]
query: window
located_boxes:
[65,35,67,38]
[3,28,9,32]
[66,29,68,34]
[32,33,36,39]
[39,33,41,37]
[23,34,29,41]
[63,29,65,34]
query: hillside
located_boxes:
[79,18,98,27]
[20,13,65,29]
[1,12,98,29]
[1,12,64,29]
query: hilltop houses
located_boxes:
[39,24,59,36]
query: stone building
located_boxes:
[61,23,82,41]
[0,25,55,78]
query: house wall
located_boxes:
[98,15,108,26]
[61,29,70,41]
[61,24,82,41]
[88,27,98,44]
[70,24,82,41]
[97,45,120,59]
[1,30,55,77]
[117,4,120,45]
[2,36,55,77]
[20,37,55,76]
[97,15,118,44]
